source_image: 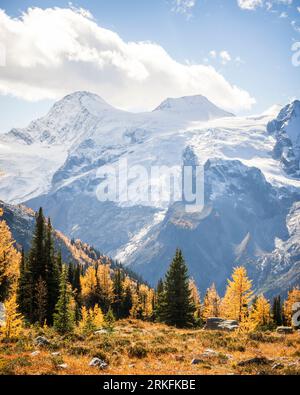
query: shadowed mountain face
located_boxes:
[0,200,106,267]
[124,159,299,296]
[0,91,300,296]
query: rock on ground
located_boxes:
[89,357,108,370]
[237,357,272,367]
[204,318,239,332]
[34,336,51,347]
[276,326,294,334]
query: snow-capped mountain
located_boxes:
[153,94,233,121]
[0,91,300,295]
[3,91,119,146]
[267,100,300,178]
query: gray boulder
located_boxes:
[0,302,5,325]
[204,317,239,332]
[237,357,271,367]
[191,358,204,365]
[276,326,294,334]
[94,329,109,335]
[34,336,51,347]
[201,349,219,358]
[89,357,108,370]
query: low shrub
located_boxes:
[128,343,148,359]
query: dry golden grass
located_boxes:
[0,320,299,375]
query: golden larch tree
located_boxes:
[97,264,113,306]
[80,266,97,299]
[0,208,20,301]
[93,304,104,328]
[203,283,221,319]
[79,304,104,334]
[250,294,272,330]
[139,284,154,320]
[189,279,202,320]
[221,266,253,321]
[1,293,24,339]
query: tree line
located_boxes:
[0,207,299,338]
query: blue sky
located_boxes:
[0,0,300,132]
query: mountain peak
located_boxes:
[153,94,234,121]
[50,91,114,116]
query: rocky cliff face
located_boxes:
[267,100,300,178]
[123,159,299,296]
[246,201,300,297]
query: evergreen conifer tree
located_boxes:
[154,279,166,322]
[53,265,74,334]
[160,249,195,328]
[45,218,59,324]
[35,276,48,326]
[112,269,124,319]
[122,284,133,318]
[272,295,283,326]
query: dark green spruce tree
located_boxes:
[112,269,124,319]
[17,208,63,325]
[159,249,195,328]
[53,265,74,334]
[68,262,82,323]
[17,249,33,321]
[272,295,283,326]
[154,279,165,322]
[122,284,133,318]
[25,208,47,323]
[55,250,63,274]
[45,218,60,325]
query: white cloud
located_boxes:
[291,20,300,33]
[279,11,288,17]
[209,50,217,58]
[0,7,255,112]
[237,0,292,10]
[210,50,241,65]
[220,50,232,64]
[237,0,263,10]
[172,0,196,16]
[297,6,300,12]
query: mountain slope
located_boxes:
[0,92,300,296]
[120,158,299,296]
[246,201,300,297]
[0,200,108,267]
